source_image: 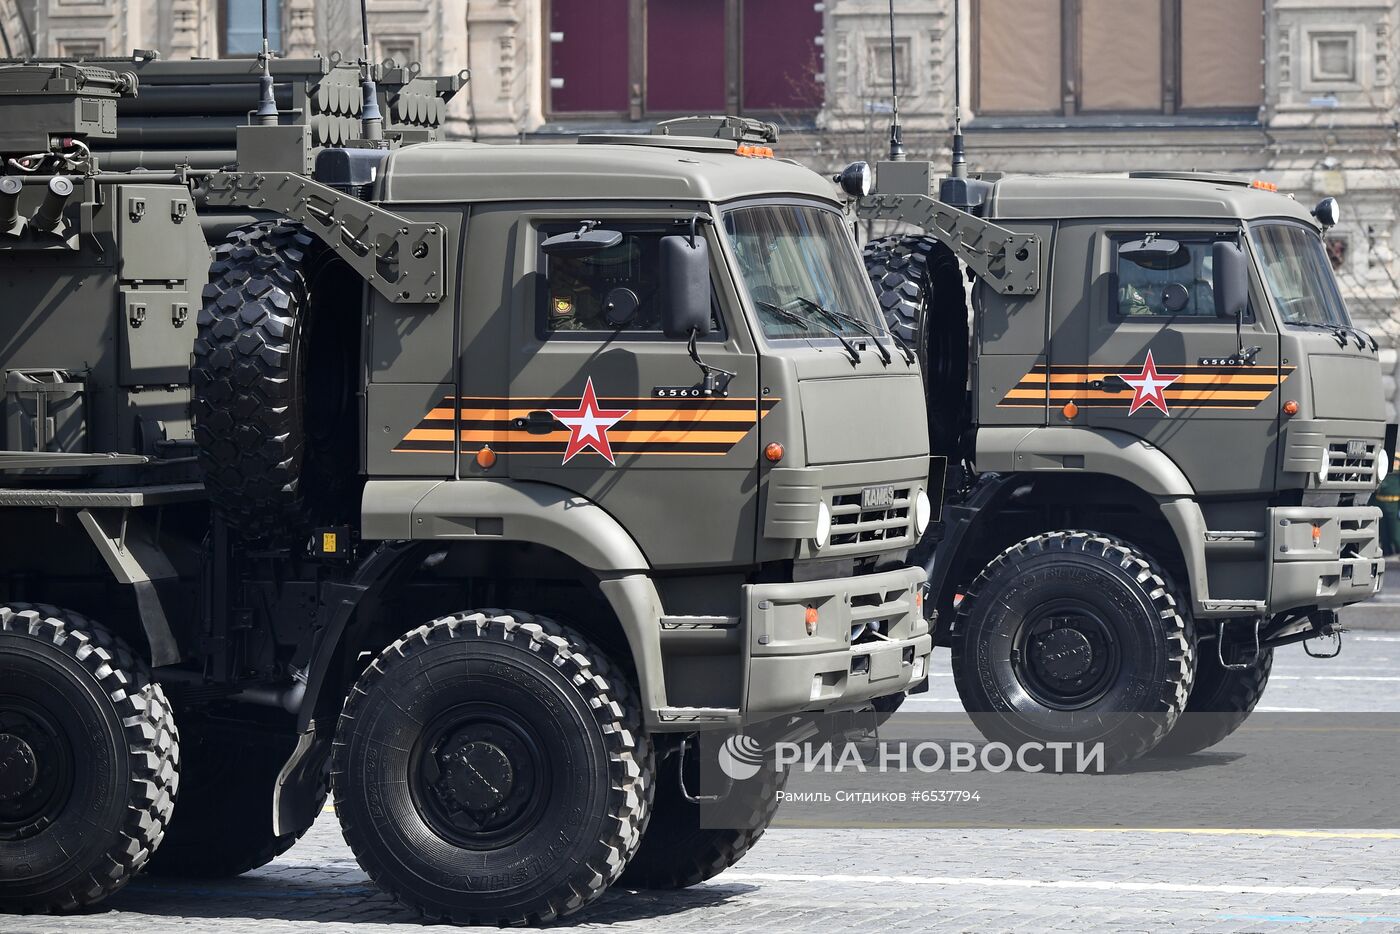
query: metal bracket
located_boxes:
[1217,615,1263,670]
[857,193,1041,296]
[199,171,447,304]
[675,736,732,804]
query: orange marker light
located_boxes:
[1312,523,1323,544]
[765,442,785,463]
[1251,179,1279,192]
[1283,399,1299,415]
[1062,400,1079,419]
[804,605,819,635]
[475,446,497,469]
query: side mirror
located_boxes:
[1212,240,1249,320]
[540,226,624,257]
[659,235,711,339]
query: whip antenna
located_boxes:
[886,0,904,161]
[358,0,384,141]
[254,0,278,125]
[949,0,966,178]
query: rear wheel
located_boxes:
[1150,643,1271,757]
[619,738,782,890]
[146,718,324,878]
[332,610,653,925]
[951,532,1195,767]
[0,604,178,913]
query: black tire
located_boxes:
[0,604,179,913]
[1149,644,1272,757]
[618,738,782,890]
[951,532,1195,767]
[145,719,325,878]
[193,221,359,541]
[863,235,968,457]
[332,610,654,926]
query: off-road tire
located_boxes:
[193,221,357,541]
[863,235,968,457]
[0,604,179,913]
[332,610,653,926]
[146,718,325,878]
[618,739,782,890]
[951,532,1195,767]
[1149,644,1272,757]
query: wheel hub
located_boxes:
[0,733,38,800]
[412,710,549,849]
[1013,605,1120,710]
[1030,627,1095,681]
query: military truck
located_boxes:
[0,60,931,924]
[858,143,1386,763]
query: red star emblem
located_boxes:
[549,377,631,465]
[1120,350,1180,416]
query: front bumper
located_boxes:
[743,564,931,718]
[1269,505,1384,611]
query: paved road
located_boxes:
[7,607,1400,933]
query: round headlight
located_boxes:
[814,501,832,550]
[1318,450,1330,483]
[1378,451,1390,482]
[914,488,932,535]
[834,161,873,198]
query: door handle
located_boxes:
[1089,375,1128,393]
[514,411,559,435]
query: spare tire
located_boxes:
[192,221,359,541]
[863,235,968,459]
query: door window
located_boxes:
[1113,234,1237,319]
[539,225,669,336]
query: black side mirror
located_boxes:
[540,226,624,257]
[659,235,711,339]
[1212,240,1248,320]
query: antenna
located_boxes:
[949,0,966,178]
[358,0,384,141]
[886,0,904,161]
[254,0,278,125]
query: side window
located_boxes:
[539,225,666,335]
[1114,234,1233,319]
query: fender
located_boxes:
[360,477,666,713]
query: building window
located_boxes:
[1310,33,1357,84]
[974,0,1263,116]
[546,0,823,119]
[221,0,283,58]
[377,37,420,69]
[55,39,104,60]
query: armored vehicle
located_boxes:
[0,58,931,924]
[859,141,1385,763]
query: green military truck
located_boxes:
[860,151,1386,763]
[0,62,932,923]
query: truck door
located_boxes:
[1080,228,1281,496]
[502,215,761,569]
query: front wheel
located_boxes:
[0,605,179,913]
[951,532,1195,768]
[332,611,653,926]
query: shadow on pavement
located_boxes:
[105,869,753,928]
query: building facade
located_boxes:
[4,0,1399,403]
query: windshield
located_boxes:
[722,204,887,340]
[1250,222,1352,327]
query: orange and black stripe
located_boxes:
[998,363,1297,410]
[395,395,780,456]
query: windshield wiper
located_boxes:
[792,297,896,366]
[758,299,861,364]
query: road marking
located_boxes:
[1269,675,1400,681]
[718,871,1400,898]
[770,820,1400,840]
[1257,706,1322,712]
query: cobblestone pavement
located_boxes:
[5,611,1400,933]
